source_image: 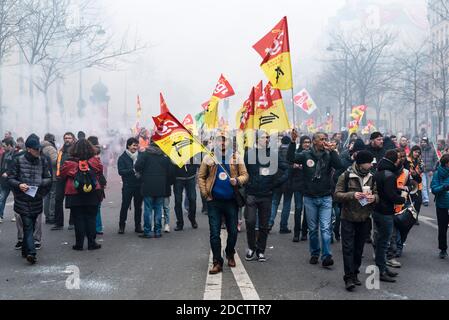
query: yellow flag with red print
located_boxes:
[253,17,293,90]
[152,112,205,168]
[255,83,290,132]
[204,74,235,129]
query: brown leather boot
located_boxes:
[227,256,236,268]
[209,262,223,275]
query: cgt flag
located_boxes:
[236,87,256,130]
[253,16,293,90]
[152,112,205,168]
[294,89,317,115]
[204,74,235,129]
[256,82,290,132]
[182,114,197,135]
[348,105,367,134]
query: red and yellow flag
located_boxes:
[204,74,235,130]
[236,87,256,131]
[253,17,293,90]
[349,105,368,134]
[182,114,197,135]
[152,112,205,168]
[136,95,142,119]
[160,93,170,114]
[255,82,290,133]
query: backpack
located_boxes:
[73,160,97,194]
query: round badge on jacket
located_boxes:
[261,168,270,176]
[307,159,315,168]
[219,172,228,181]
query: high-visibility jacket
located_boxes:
[394,168,409,214]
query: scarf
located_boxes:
[311,147,326,181]
[354,164,370,178]
[126,150,138,165]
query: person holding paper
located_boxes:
[7,134,52,265]
[334,150,378,291]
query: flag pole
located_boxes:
[291,88,296,129]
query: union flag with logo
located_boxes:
[152,112,205,168]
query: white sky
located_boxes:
[96,0,346,125]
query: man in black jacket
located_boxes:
[118,138,143,234]
[135,141,174,238]
[366,132,386,173]
[173,157,199,231]
[244,130,289,262]
[373,150,406,282]
[8,134,52,264]
[0,137,16,223]
[288,130,343,268]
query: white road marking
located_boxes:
[419,216,438,230]
[203,232,224,300]
[229,244,260,300]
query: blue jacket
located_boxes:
[431,165,449,209]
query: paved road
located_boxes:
[0,170,448,300]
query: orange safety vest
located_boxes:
[394,169,409,214]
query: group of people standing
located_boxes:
[1,127,449,293]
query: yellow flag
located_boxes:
[204,97,219,130]
[255,88,290,133]
[152,112,205,168]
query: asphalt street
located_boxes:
[0,169,448,300]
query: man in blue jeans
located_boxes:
[373,149,406,282]
[198,132,248,274]
[288,130,343,268]
[135,141,174,238]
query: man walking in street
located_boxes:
[334,151,378,291]
[198,132,248,274]
[8,134,52,264]
[52,132,76,231]
[288,130,343,268]
[117,137,143,234]
[41,133,58,225]
[421,137,438,207]
[0,137,16,223]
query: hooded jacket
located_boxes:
[431,165,449,209]
[374,158,406,215]
[134,145,175,198]
[7,152,52,216]
[287,143,343,198]
[334,163,379,222]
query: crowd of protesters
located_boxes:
[1,127,449,292]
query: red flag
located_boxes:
[201,100,210,111]
[212,74,235,99]
[240,87,256,130]
[160,92,170,114]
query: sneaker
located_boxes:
[174,225,183,231]
[293,235,300,242]
[423,202,429,207]
[439,250,448,259]
[257,252,266,262]
[386,259,402,268]
[309,256,319,265]
[245,249,257,261]
[0,217,3,223]
[352,274,362,286]
[345,278,356,291]
[34,242,41,250]
[15,241,23,250]
[164,224,170,233]
[322,256,334,268]
[386,268,398,278]
[11,216,16,222]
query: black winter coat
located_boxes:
[244,147,289,198]
[290,147,306,193]
[117,151,141,188]
[366,145,386,172]
[374,158,406,215]
[134,146,175,198]
[274,144,292,193]
[287,143,343,198]
[7,152,52,216]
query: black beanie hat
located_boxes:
[281,135,292,145]
[370,132,383,140]
[352,138,366,153]
[356,150,374,165]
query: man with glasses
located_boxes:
[288,131,343,268]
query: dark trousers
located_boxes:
[437,208,449,251]
[293,192,308,236]
[174,178,197,227]
[333,204,342,238]
[71,206,98,248]
[54,180,73,227]
[373,212,394,273]
[119,185,143,229]
[341,219,370,280]
[207,199,238,265]
[21,213,39,257]
[245,195,272,254]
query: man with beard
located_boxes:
[51,132,76,231]
[366,132,386,173]
[399,136,411,156]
